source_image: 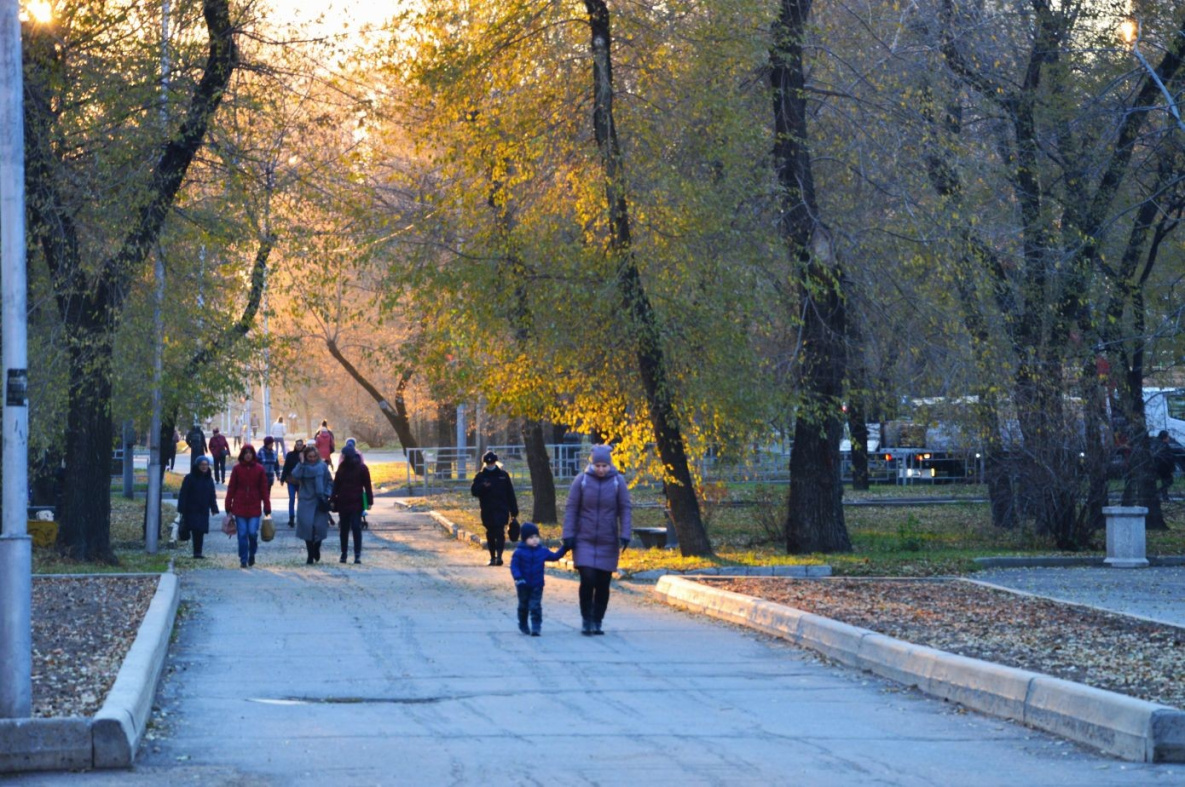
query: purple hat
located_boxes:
[591,444,612,465]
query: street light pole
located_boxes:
[0,0,32,719]
[144,0,170,555]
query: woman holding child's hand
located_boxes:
[562,444,632,636]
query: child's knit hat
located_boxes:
[590,444,612,464]
[520,522,540,541]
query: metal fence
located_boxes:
[404,445,984,492]
[405,443,591,493]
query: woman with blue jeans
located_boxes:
[225,444,272,568]
[279,439,305,528]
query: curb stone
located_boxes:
[0,572,179,774]
[418,506,830,580]
[653,574,1185,763]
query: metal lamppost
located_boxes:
[1121,19,1185,135]
[0,0,35,719]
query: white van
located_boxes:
[1143,388,1185,444]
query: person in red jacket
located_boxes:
[225,444,272,568]
[207,427,230,484]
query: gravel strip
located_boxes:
[31,575,158,718]
[713,577,1185,709]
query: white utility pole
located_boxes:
[144,0,170,554]
[0,0,32,719]
[261,288,270,440]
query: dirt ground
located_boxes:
[31,575,157,717]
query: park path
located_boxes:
[10,501,1185,786]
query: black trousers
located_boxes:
[517,584,544,632]
[339,511,363,558]
[485,525,506,559]
[578,567,613,622]
[213,455,227,484]
[191,530,205,557]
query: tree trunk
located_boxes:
[1121,365,1167,529]
[848,396,869,491]
[772,0,851,553]
[56,338,116,562]
[522,419,557,523]
[581,0,711,556]
[324,340,423,474]
[435,403,455,478]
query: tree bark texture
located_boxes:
[521,419,558,523]
[435,403,455,477]
[772,0,851,554]
[581,0,711,556]
[848,398,869,492]
[26,0,238,561]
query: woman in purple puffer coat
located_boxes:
[562,444,632,636]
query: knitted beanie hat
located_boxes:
[520,522,540,541]
[590,444,612,465]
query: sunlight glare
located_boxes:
[25,0,53,24]
[1119,19,1137,45]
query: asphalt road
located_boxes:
[9,502,1185,785]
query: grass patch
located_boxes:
[418,483,1185,577]
[368,461,411,489]
[34,496,180,575]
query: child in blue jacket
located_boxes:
[510,523,568,636]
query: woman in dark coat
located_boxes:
[562,444,632,635]
[471,450,518,566]
[279,439,305,528]
[331,444,373,564]
[177,456,219,559]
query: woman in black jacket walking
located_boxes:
[177,456,219,559]
[279,439,305,527]
[471,451,518,566]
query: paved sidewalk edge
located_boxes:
[653,575,1185,763]
[0,572,179,774]
[409,502,831,580]
[958,577,1185,632]
[92,571,180,768]
[973,555,1185,569]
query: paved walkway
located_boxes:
[975,566,1185,627]
[11,503,1185,785]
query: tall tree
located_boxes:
[772,0,851,553]
[580,0,711,556]
[26,0,238,561]
[936,0,1185,546]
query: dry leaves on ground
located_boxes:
[714,578,1185,709]
[32,576,157,718]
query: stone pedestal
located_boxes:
[1103,506,1149,569]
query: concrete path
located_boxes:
[10,503,1185,785]
[975,566,1185,628]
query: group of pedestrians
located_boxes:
[473,444,632,637]
[176,419,371,567]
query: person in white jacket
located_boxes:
[270,416,287,455]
